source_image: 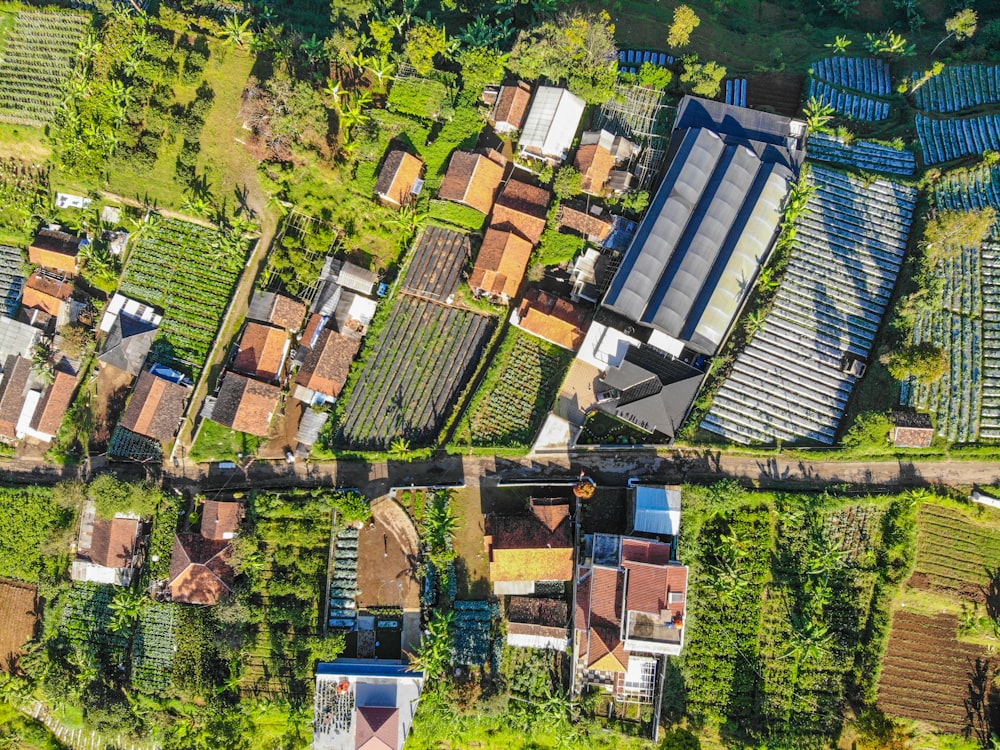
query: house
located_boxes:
[98,313,158,377]
[205,372,281,437]
[26,366,77,443]
[574,130,639,196]
[98,294,163,334]
[506,596,570,651]
[29,228,83,276]
[603,96,806,357]
[232,322,290,383]
[167,533,235,605]
[246,290,307,332]
[313,661,424,750]
[468,228,534,303]
[0,355,33,441]
[490,179,550,245]
[575,534,689,699]
[200,499,243,541]
[71,513,141,586]
[557,204,614,243]
[518,86,587,164]
[491,81,532,134]
[628,485,682,538]
[21,271,72,317]
[511,289,588,351]
[375,150,424,208]
[118,370,192,443]
[892,410,934,448]
[484,498,573,595]
[437,150,506,214]
[293,328,361,405]
[312,257,378,315]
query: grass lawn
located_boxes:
[189,418,261,463]
[0,121,49,163]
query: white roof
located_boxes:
[633,485,682,536]
[347,295,377,327]
[576,321,640,370]
[99,293,163,333]
[519,86,586,161]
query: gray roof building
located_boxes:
[99,313,158,376]
[603,96,806,356]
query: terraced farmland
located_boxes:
[916,113,1000,165]
[119,217,247,377]
[0,10,90,126]
[806,133,915,176]
[878,612,992,734]
[336,297,495,449]
[911,503,1000,598]
[912,64,1000,114]
[807,56,892,121]
[703,166,917,444]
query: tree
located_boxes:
[911,61,945,93]
[680,55,727,97]
[882,342,948,384]
[803,97,835,133]
[109,588,147,633]
[865,30,915,58]
[552,166,583,199]
[825,35,852,53]
[934,8,977,54]
[457,47,508,98]
[660,727,701,750]
[841,411,892,449]
[404,23,448,76]
[508,11,618,104]
[637,61,672,90]
[923,207,996,267]
[819,0,859,18]
[667,5,700,48]
[222,15,253,48]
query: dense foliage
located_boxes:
[0,486,75,584]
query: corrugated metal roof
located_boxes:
[519,86,586,161]
[633,486,682,536]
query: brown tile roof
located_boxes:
[491,179,550,245]
[621,538,672,567]
[22,272,72,316]
[625,563,687,618]
[29,230,80,275]
[516,289,588,351]
[557,205,613,241]
[295,329,360,400]
[376,150,423,207]
[84,517,139,569]
[168,533,234,605]
[119,371,191,443]
[469,228,533,300]
[529,498,570,532]
[270,294,307,331]
[485,511,573,582]
[200,500,243,541]
[438,151,505,214]
[356,706,399,750]
[212,372,281,437]
[508,596,568,628]
[29,367,77,438]
[0,355,31,439]
[575,569,591,630]
[300,313,324,349]
[492,81,532,131]
[233,323,288,382]
[583,566,627,672]
[574,143,617,195]
[588,625,628,672]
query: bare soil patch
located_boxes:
[93,364,134,449]
[356,500,420,610]
[0,577,39,673]
[747,73,805,118]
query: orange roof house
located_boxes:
[200,500,243,541]
[892,410,934,448]
[437,151,506,214]
[29,229,82,276]
[557,204,613,242]
[293,328,360,404]
[575,130,639,195]
[28,367,77,441]
[513,289,589,351]
[491,81,532,134]
[490,179,550,245]
[208,372,281,437]
[233,322,289,382]
[484,499,573,594]
[70,515,142,585]
[167,533,235,605]
[246,290,307,332]
[22,271,73,317]
[376,150,424,208]
[469,228,534,302]
[119,370,191,443]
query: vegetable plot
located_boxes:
[0,10,90,127]
[118,217,246,377]
[336,297,495,449]
[912,64,1000,114]
[459,329,573,448]
[916,113,1000,165]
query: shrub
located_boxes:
[535,229,585,267]
[387,76,453,121]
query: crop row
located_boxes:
[916,113,1000,165]
[336,297,495,449]
[912,64,1000,113]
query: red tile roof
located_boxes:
[29,230,79,276]
[119,371,191,443]
[485,510,573,582]
[516,289,588,351]
[469,228,533,300]
[490,179,550,245]
[22,272,72,316]
[492,81,532,131]
[376,151,423,207]
[84,517,139,568]
[295,329,360,399]
[575,569,591,631]
[0,355,31,439]
[200,500,243,541]
[29,368,77,437]
[356,706,399,750]
[557,205,613,241]
[270,294,307,331]
[529,498,570,532]
[212,373,281,437]
[438,151,505,214]
[590,566,624,631]
[233,323,288,382]
[575,143,617,196]
[168,533,235,605]
[621,538,672,567]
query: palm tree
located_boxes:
[365,55,395,91]
[222,14,254,48]
[324,78,346,111]
[302,34,326,65]
[824,35,852,54]
[109,588,148,633]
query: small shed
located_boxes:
[892,410,934,448]
[630,485,682,537]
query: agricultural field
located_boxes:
[0,159,49,245]
[910,502,1000,598]
[680,485,914,746]
[333,296,495,450]
[118,216,247,377]
[0,9,90,127]
[454,329,573,449]
[0,577,39,672]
